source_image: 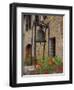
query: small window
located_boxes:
[26,15,31,31]
[49,38,55,57]
[35,15,39,24]
[28,15,31,29]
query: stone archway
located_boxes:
[25,44,32,66]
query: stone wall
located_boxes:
[23,15,63,62]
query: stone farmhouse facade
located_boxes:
[22,14,63,65]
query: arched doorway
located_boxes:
[25,44,32,66]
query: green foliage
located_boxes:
[36,56,63,74]
[36,56,54,74]
[54,56,62,66]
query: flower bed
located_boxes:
[35,56,63,74]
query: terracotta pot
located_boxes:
[44,70,48,74]
[55,66,63,73]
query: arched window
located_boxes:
[36,29,45,42]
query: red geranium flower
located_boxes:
[35,63,41,69]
